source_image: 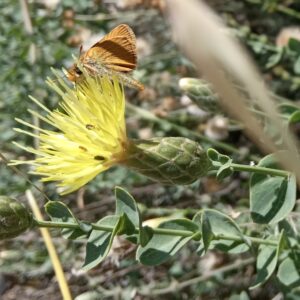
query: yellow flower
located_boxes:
[11,71,128,194]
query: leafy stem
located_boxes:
[211,160,290,178]
[34,219,279,247]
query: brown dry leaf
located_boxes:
[62,9,75,29]
[152,96,178,117]
[152,107,167,118]
[202,177,225,193]
[161,96,178,111]
[63,9,75,19]
[62,19,74,29]
[199,252,227,273]
[138,87,157,102]
[205,115,229,141]
[108,236,136,267]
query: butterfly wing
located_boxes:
[82,24,137,73]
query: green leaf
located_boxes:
[45,201,75,222]
[250,40,264,54]
[115,186,139,227]
[83,215,121,270]
[289,110,300,124]
[229,291,250,300]
[207,148,233,180]
[218,154,231,165]
[294,56,300,74]
[115,187,149,243]
[139,225,153,247]
[137,219,198,266]
[250,154,296,224]
[45,201,88,239]
[207,148,219,161]
[278,219,298,247]
[288,38,300,53]
[217,164,233,180]
[214,239,250,254]
[265,50,283,69]
[250,231,284,289]
[117,213,136,235]
[197,211,213,252]
[277,255,300,288]
[197,209,250,253]
[286,291,300,300]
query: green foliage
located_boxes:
[250,153,296,224]
[196,209,250,254]
[207,148,234,179]
[136,218,198,266]
[45,201,90,239]
[2,0,300,298]
[277,255,300,289]
[40,186,300,292]
[83,215,121,270]
[250,231,284,289]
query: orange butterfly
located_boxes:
[67,24,144,90]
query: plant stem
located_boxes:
[214,233,278,246]
[34,219,279,247]
[212,161,290,178]
[35,220,113,232]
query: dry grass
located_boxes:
[166,0,300,184]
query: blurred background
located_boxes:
[1,0,300,299]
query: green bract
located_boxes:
[179,77,220,112]
[124,137,212,185]
[0,196,33,239]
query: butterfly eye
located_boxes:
[75,66,83,75]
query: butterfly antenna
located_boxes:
[0,151,51,202]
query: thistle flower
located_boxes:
[11,71,211,194]
[11,72,128,194]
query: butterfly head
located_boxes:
[67,64,83,82]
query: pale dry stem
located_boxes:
[167,0,300,184]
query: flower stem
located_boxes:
[214,233,278,247]
[212,161,290,178]
[34,219,279,247]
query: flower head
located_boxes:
[11,71,128,194]
[0,196,33,239]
